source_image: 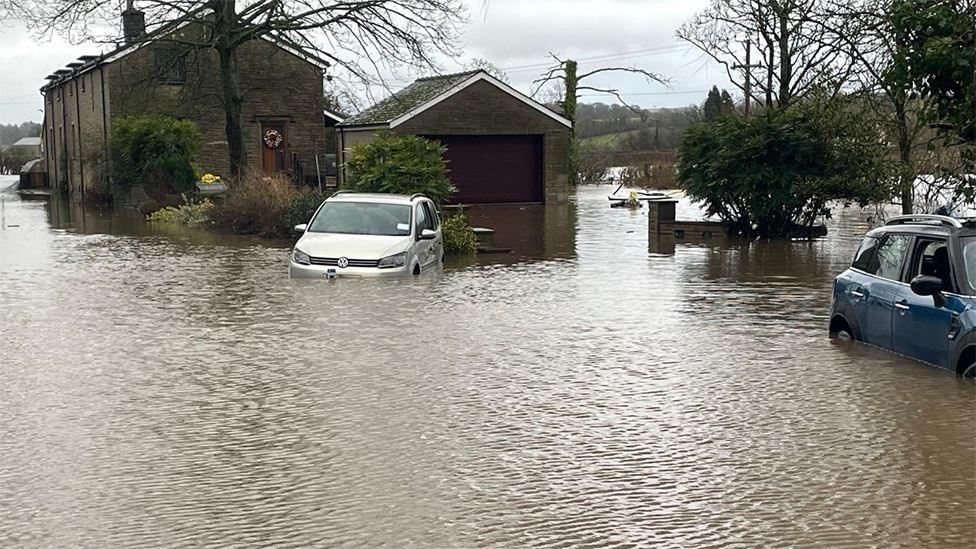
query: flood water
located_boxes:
[1,176,974,547]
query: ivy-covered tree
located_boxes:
[678,96,892,238]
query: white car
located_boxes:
[289,191,443,278]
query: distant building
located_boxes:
[10,137,42,156]
[41,7,330,196]
[338,70,572,204]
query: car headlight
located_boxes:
[292,248,311,265]
[377,252,407,269]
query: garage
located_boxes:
[427,134,543,204]
[337,70,571,204]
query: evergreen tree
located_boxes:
[702,86,735,121]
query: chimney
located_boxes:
[122,1,146,44]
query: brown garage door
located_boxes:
[425,134,543,204]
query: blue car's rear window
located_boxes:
[852,236,879,272]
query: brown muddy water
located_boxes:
[1,177,973,547]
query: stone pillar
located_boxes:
[648,198,678,256]
[647,198,677,236]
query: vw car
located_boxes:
[829,214,976,377]
[289,192,443,278]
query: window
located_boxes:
[307,202,411,236]
[909,239,953,291]
[415,203,428,233]
[874,234,912,281]
[961,237,976,294]
[852,236,879,272]
[422,201,439,229]
[153,48,186,84]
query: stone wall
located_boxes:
[108,34,327,184]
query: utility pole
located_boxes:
[732,40,761,117]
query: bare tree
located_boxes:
[2,0,465,180]
[677,0,854,108]
[531,53,668,183]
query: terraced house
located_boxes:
[41,7,329,197]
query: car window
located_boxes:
[308,202,412,236]
[874,234,912,281]
[423,202,439,229]
[909,239,953,291]
[852,236,879,273]
[415,203,428,234]
[962,237,976,293]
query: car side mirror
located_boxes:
[293,223,307,234]
[419,228,436,240]
[910,274,947,307]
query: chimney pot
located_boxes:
[122,8,146,44]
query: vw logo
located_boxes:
[336,257,349,268]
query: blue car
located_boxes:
[830,214,976,377]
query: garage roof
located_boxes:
[339,70,572,128]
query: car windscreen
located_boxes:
[962,237,976,293]
[308,202,412,236]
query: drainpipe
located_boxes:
[61,83,68,194]
[75,77,84,196]
[100,66,109,187]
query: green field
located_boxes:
[579,130,639,150]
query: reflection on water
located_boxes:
[1,179,973,547]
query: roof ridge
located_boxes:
[414,69,483,82]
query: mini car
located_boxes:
[830,214,976,377]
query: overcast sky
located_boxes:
[0,0,732,124]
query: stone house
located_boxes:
[41,8,329,198]
[337,70,572,204]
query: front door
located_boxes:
[261,122,286,174]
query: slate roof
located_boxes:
[339,70,483,126]
[41,10,330,93]
[13,137,41,147]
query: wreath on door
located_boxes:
[263,128,283,149]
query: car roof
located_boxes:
[326,192,426,205]
[867,224,955,238]
[866,214,976,239]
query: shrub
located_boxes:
[284,189,332,230]
[441,212,477,256]
[146,196,214,227]
[677,97,891,238]
[344,131,457,203]
[110,116,203,193]
[211,175,297,237]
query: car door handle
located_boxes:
[894,301,910,311]
[851,290,865,298]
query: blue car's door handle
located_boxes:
[895,301,910,312]
[851,289,865,298]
